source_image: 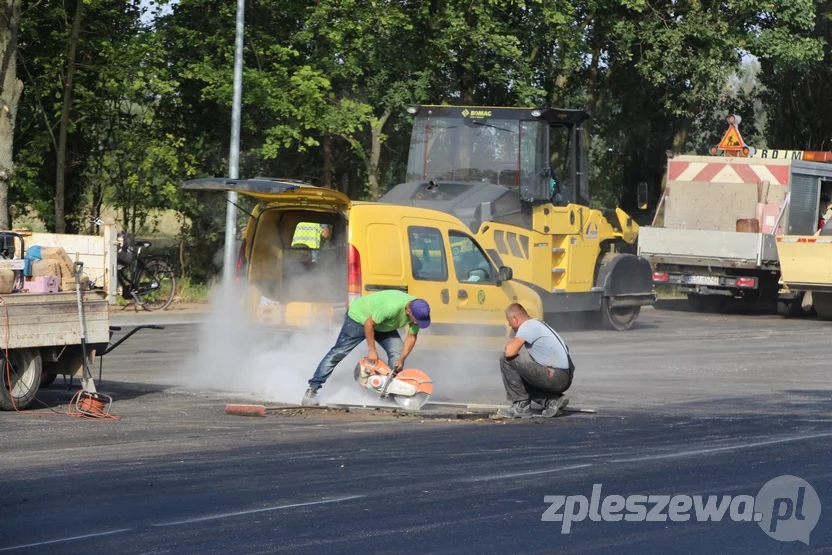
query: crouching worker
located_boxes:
[496,303,574,418]
[302,290,431,406]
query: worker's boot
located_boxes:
[542,395,569,417]
[496,400,533,418]
[301,387,320,406]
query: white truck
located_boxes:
[0,225,119,410]
[638,147,832,314]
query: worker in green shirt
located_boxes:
[302,289,431,406]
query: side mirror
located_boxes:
[498,266,513,282]
[637,182,649,211]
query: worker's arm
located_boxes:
[504,336,526,358]
[364,317,378,363]
[394,332,417,372]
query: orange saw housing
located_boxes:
[357,358,434,395]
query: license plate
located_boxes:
[687,275,720,286]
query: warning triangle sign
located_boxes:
[718,124,744,151]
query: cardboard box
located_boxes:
[32,259,60,278]
[61,276,89,292]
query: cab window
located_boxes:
[449,231,495,284]
[408,226,448,281]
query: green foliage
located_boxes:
[10,0,832,287]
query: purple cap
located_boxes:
[410,299,431,329]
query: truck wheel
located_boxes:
[600,297,640,331]
[813,292,832,320]
[777,292,813,318]
[0,348,43,411]
[688,294,727,313]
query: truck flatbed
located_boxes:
[0,290,110,350]
[638,227,779,270]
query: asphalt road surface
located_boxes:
[1,301,830,554]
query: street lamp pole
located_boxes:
[223,0,245,286]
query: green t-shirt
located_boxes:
[348,290,419,335]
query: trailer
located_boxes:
[0,225,119,410]
[638,117,832,313]
[775,228,832,320]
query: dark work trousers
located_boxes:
[500,350,572,402]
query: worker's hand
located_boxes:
[393,359,404,374]
[366,348,379,365]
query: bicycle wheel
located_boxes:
[136,259,176,311]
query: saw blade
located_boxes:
[393,392,430,411]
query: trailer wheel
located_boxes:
[39,369,57,389]
[0,348,43,411]
[812,292,832,321]
[600,298,640,331]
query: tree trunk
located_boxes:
[671,120,692,157]
[0,1,23,230]
[55,0,84,234]
[365,108,392,201]
[584,46,601,152]
[323,134,332,188]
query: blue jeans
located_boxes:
[308,315,403,390]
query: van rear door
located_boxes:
[181,177,351,210]
[182,177,351,329]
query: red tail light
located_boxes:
[652,272,669,282]
[736,277,756,288]
[347,243,362,303]
[235,239,247,284]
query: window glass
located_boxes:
[449,231,495,284]
[408,226,448,281]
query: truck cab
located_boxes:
[639,118,832,314]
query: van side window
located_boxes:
[407,226,448,282]
[449,231,495,284]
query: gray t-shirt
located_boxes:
[516,319,569,369]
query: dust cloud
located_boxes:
[177,281,513,407]
[177,280,405,407]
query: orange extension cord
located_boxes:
[1,294,118,420]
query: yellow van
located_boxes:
[182,177,543,349]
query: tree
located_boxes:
[0,0,22,229]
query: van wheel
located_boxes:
[600,298,640,331]
[0,348,43,411]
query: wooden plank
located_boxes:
[0,290,110,349]
[1,329,110,349]
[24,232,106,255]
[0,291,107,306]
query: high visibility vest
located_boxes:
[292,222,323,248]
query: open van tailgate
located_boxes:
[638,227,773,269]
[775,236,832,292]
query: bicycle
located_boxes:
[89,216,176,311]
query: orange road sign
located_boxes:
[718,124,744,151]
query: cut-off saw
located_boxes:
[354,357,434,410]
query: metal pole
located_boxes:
[223,0,245,286]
